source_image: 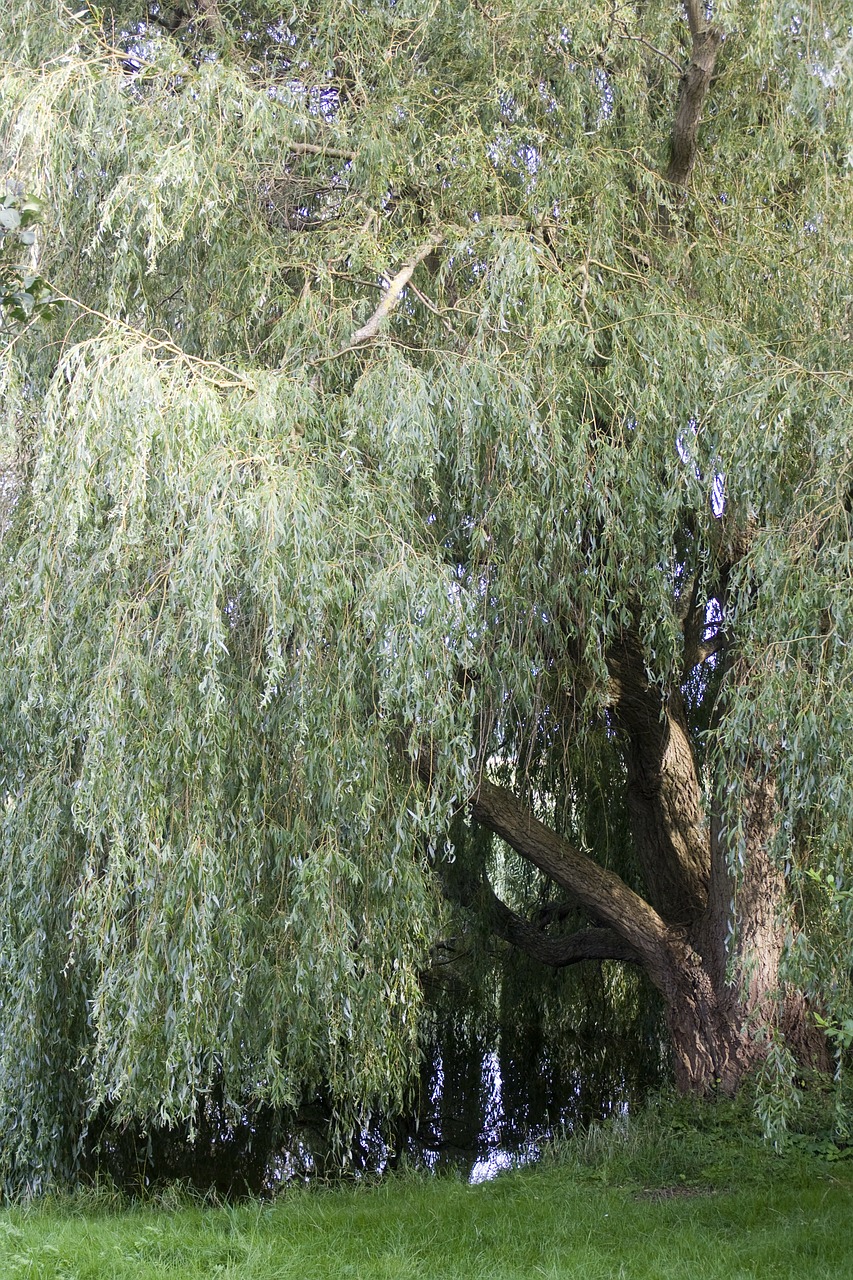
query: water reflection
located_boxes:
[87,964,668,1194]
[280,956,669,1188]
[401,990,666,1182]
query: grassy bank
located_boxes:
[1,1101,851,1279]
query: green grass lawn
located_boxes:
[2,1104,851,1279]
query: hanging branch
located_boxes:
[665,0,723,187]
[350,237,443,345]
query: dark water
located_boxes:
[402,962,669,1182]
[91,967,668,1194]
[265,973,669,1188]
[410,1035,663,1183]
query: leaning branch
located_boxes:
[612,18,684,73]
[412,744,675,986]
[470,778,673,986]
[480,875,641,968]
[288,142,356,160]
[350,238,443,345]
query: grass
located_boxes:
[1,1098,852,1279]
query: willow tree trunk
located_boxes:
[434,0,831,1096]
[660,787,793,1094]
[461,628,829,1096]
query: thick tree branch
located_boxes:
[195,0,224,37]
[438,849,641,969]
[677,571,705,676]
[480,876,641,969]
[678,574,729,677]
[147,0,223,37]
[288,142,355,160]
[469,777,673,986]
[350,238,443,344]
[607,631,710,923]
[665,3,723,187]
[684,0,704,42]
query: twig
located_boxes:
[409,281,455,335]
[613,20,683,73]
[51,291,257,390]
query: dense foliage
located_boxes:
[0,0,851,1191]
[0,187,53,325]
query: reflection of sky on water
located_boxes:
[416,1046,634,1184]
[266,1049,628,1187]
[468,1049,529,1181]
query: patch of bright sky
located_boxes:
[676,420,726,517]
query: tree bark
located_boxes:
[461,709,826,1094]
[468,773,740,1091]
[665,1,723,187]
[420,0,825,1099]
[607,632,709,924]
[469,869,641,969]
[470,777,676,990]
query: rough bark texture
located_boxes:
[467,748,822,1094]
[665,2,723,187]
[459,647,826,1095]
[475,868,641,969]
[608,632,709,924]
[470,777,675,988]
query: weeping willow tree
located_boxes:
[1,0,852,1190]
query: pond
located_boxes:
[89,965,669,1195]
[270,966,669,1188]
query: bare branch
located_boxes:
[613,20,683,74]
[409,281,455,335]
[350,238,443,345]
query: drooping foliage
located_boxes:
[0,0,852,1190]
[0,186,53,325]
